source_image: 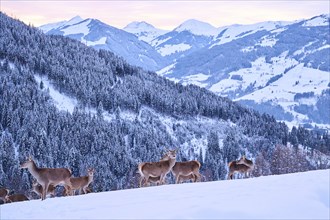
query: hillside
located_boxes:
[1,169,329,219]
[0,12,329,197]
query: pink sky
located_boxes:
[1,1,329,29]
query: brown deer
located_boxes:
[138,150,176,187]
[160,154,202,184]
[20,157,72,200]
[228,156,254,180]
[64,168,94,196]
[5,194,29,203]
[31,180,56,198]
[0,187,10,204]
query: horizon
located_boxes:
[1,1,329,30]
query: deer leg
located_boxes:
[175,174,180,184]
[43,183,50,200]
[139,176,145,187]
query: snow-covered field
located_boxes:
[1,169,329,219]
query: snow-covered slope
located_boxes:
[40,17,166,71]
[210,20,292,48]
[2,169,329,219]
[123,21,169,44]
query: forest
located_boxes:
[0,12,329,196]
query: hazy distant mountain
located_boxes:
[157,14,330,130]
[40,17,167,71]
[123,21,169,44]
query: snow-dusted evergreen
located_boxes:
[0,12,329,199]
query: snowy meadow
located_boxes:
[1,169,329,219]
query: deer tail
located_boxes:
[228,161,233,167]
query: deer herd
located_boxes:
[0,150,254,204]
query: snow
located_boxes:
[39,16,83,33]
[174,19,218,36]
[86,37,107,46]
[1,169,329,219]
[180,73,210,87]
[303,15,329,27]
[34,75,77,114]
[235,63,329,103]
[61,19,91,36]
[157,43,192,56]
[209,53,298,94]
[210,21,291,48]
[123,21,169,43]
[156,62,176,76]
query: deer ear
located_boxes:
[28,156,32,161]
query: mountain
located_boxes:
[150,19,217,60]
[173,19,219,36]
[1,12,329,198]
[123,21,169,44]
[2,169,329,219]
[157,14,330,130]
[39,17,167,71]
[39,16,84,32]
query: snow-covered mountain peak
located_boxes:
[124,21,169,43]
[124,21,156,31]
[174,19,218,36]
[39,15,84,33]
[66,15,84,26]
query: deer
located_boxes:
[227,156,254,180]
[63,168,95,196]
[20,156,72,200]
[138,149,176,187]
[5,194,29,203]
[0,187,10,204]
[31,180,56,199]
[160,154,202,184]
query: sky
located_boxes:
[1,1,329,30]
[1,169,329,219]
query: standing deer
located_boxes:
[64,168,94,196]
[138,150,176,187]
[227,156,254,180]
[20,157,72,200]
[0,188,10,204]
[5,194,29,203]
[31,180,55,198]
[160,154,202,184]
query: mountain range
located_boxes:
[40,14,330,131]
